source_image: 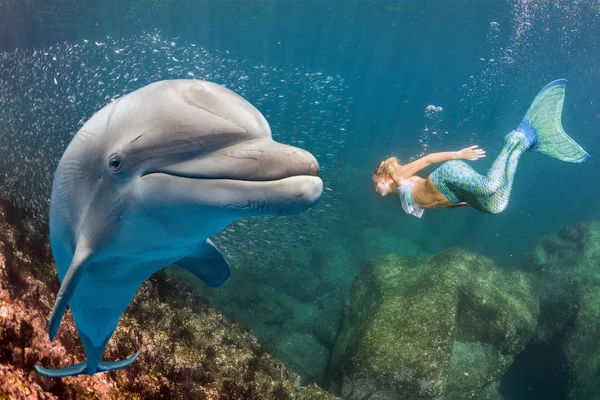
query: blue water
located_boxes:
[1,0,600,397]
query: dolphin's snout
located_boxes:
[223,139,321,181]
[154,139,321,182]
[304,154,320,178]
[287,146,320,178]
[312,162,320,177]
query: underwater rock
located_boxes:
[242,284,297,328]
[168,267,296,341]
[176,257,338,386]
[274,332,331,386]
[445,342,506,400]
[520,221,600,400]
[0,200,338,399]
[310,308,343,349]
[328,249,538,400]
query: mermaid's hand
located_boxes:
[457,145,486,161]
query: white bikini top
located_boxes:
[398,181,424,218]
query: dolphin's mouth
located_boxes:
[139,173,323,216]
[143,163,320,183]
[138,139,323,215]
[141,139,321,183]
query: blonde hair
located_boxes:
[372,156,401,179]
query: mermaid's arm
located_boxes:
[392,152,458,182]
[392,146,484,183]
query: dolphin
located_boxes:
[35,79,323,378]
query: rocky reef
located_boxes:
[0,199,337,399]
[518,221,600,400]
[3,187,600,400]
[327,249,538,400]
[325,221,600,400]
[182,223,432,387]
[170,250,345,388]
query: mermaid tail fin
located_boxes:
[516,79,590,163]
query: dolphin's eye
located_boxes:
[108,154,123,173]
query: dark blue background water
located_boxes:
[1,0,599,262]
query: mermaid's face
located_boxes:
[373,174,394,196]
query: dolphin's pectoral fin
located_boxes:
[48,244,92,341]
[35,352,139,378]
[175,239,231,288]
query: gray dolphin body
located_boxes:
[35,79,323,378]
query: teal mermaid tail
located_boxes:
[516,79,590,163]
[430,79,590,215]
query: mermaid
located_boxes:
[372,79,590,218]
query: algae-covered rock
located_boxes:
[328,249,538,400]
[310,308,343,348]
[520,221,600,400]
[0,199,338,399]
[170,253,338,387]
[445,342,506,400]
[274,332,331,385]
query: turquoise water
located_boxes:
[1,1,600,398]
